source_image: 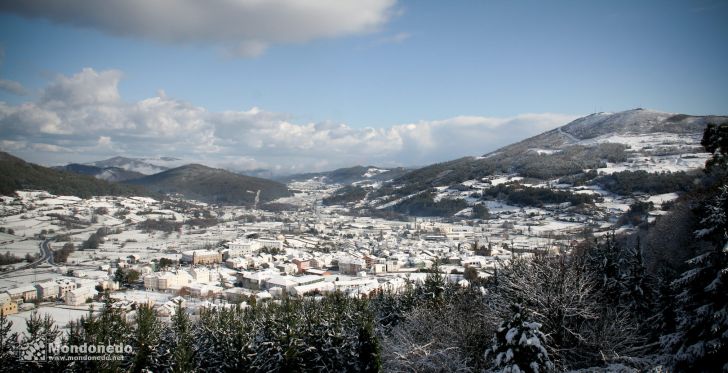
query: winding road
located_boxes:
[0,238,56,278]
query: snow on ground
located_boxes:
[0,238,42,256]
[487,175,523,186]
[7,304,104,336]
[0,269,62,291]
[646,192,680,207]
[595,153,709,175]
[363,168,388,178]
[529,220,584,233]
[110,289,173,305]
[577,132,702,151]
[529,148,561,155]
[375,191,427,210]
[482,200,521,213]
[597,199,631,213]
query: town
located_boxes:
[0,163,676,338]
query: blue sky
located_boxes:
[0,0,726,173]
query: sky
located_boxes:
[0,0,726,174]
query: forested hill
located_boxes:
[0,151,152,198]
[125,163,292,206]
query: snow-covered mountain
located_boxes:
[327,108,728,215]
[279,165,411,185]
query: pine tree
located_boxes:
[586,233,622,304]
[170,302,195,373]
[619,237,654,320]
[82,296,131,372]
[701,123,728,173]
[421,261,445,306]
[485,304,553,373]
[0,312,18,368]
[128,304,164,371]
[663,186,728,371]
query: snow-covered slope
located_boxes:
[328,108,728,215]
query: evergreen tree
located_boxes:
[485,304,553,373]
[170,303,195,373]
[127,304,164,372]
[82,296,131,372]
[701,123,728,173]
[663,186,728,372]
[585,233,622,304]
[0,312,18,369]
[356,303,381,373]
[21,311,60,370]
[421,261,445,306]
[619,238,654,320]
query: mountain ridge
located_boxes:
[125,163,292,206]
[0,151,153,198]
[329,108,728,214]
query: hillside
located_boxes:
[329,109,728,216]
[0,152,152,198]
[53,163,146,182]
[280,165,411,185]
[126,164,292,206]
[87,156,183,175]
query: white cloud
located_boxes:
[0,0,398,57]
[0,79,28,95]
[0,67,579,172]
[41,68,122,106]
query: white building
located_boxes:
[65,287,97,306]
[35,281,59,300]
[257,238,283,251]
[225,239,261,258]
[143,271,193,291]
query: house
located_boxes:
[65,287,97,306]
[291,258,311,274]
[143,271,192,291]
[338,257,365,275]
[223,287,251,303]
[127,254,141,264]
[225,239,261,258]
[181,250,222,265]
[386,259,400,272]
[225,257,249,269]
[35,281,59,300]
[7,286,38,303]
[237,271,273,290]
[57,280,77,298]
[190,267,212,283]
[275,263,298,275]
[257,238,283,251]
[264,276,298,293]
[184,284,223,299]
[0,293,17,315]
[97,279,119,291]
[291,281,335,296]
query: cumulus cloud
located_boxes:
[0,0,398,57]
[0,67,578,173]
[0,79,28,95]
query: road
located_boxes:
[0,238,55,278]
[557,127,580,143]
